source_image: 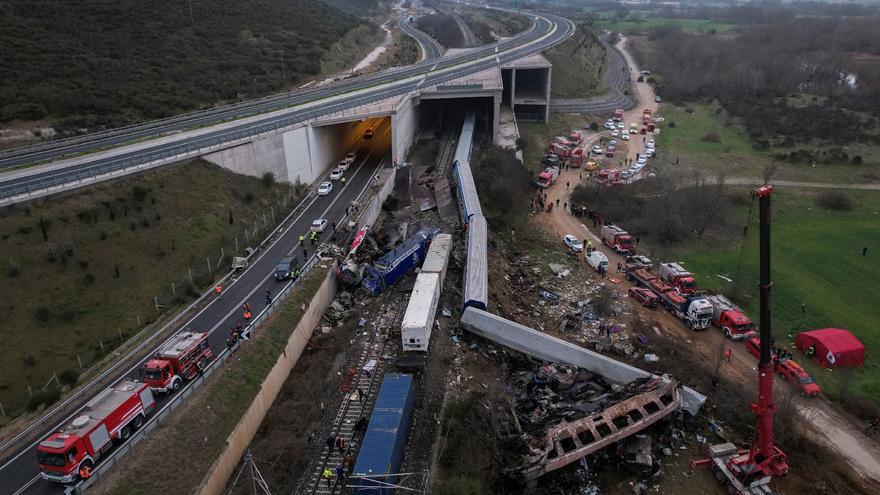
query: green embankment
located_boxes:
[0,161,292,416]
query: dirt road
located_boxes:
[530,38,880,487]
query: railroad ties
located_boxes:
[301,294,406,495]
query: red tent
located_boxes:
[795,328,865,368]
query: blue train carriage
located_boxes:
[350,374,416,494]
[463,214,488,311]
[361,227,440,296]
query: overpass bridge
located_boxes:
[0,10,572,207]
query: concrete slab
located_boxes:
[501,52,552,69]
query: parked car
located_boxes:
[585,160,599,171]
[644,148,654,158]
[609,139,618,147]
[563,234,584,252]
[640,70,651,76]
[318,182,333,196]
[311,219,328,232]
[646,139,656,148]
[330,168,344,181]
[606,148,615,157]
[274,256,300,281]
[363,127,374,139]
[591,145,603,154]
[344,152,357,165]
[621,131,630,141]
[637,157,647,166]
[776,359,821,397]
[611,130,619,137]
[604,121,616,130]
[617,123,625,130]
[625,255,653,271]
[655,96,662,103]
[621,170,634,179]
[629,287,659,307]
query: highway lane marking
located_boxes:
[9,474,39,495]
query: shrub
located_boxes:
[261,172,275,187]
[27,386,61,412]
[244,192,255,203]
[851,155,863,165]
[78,259,90,269]
[141,217,151,228]
[816,190,853,211]
[6,259,21,278]
[668,121,676,128]
[46,244,58,262]
[701,132,721,143]
[132,185,150,202]
[17,226,32,235]
[22,354,37,367]
[589,122,599,131]
[99,230,108,241]
[64,240,75,257]
[34,307,51,322]
[83,273,96,285]
[515,137,527,150]
[59,369,80,387]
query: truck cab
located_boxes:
[601,225,636,254]
[37,434,88,483]
[717,310,756,340]
[659,262,698,295]
[536,167,559,188]
[142,331,213,393]
[685,297,713,329]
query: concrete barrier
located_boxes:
[197,266,338,495]
[460,307,706,416]
[355,166,397,231]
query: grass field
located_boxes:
[591,16,736,34]
[656,103,879,184]
[669,188,880,407]
[0,161,291,415]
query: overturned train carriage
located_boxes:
[463,214,488,311]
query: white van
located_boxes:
[585,250,609,273]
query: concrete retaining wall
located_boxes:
[197,266,338,495]
[356,166,397,231]
[392,94,419,165]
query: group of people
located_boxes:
[225,292,275,349]
[320,415,370,489]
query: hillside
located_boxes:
[0,0,377,134]
[0,161,294,418]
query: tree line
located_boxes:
[0,0,370,134]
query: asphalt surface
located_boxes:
[0,120,392,495]
[550,33,635,114]
[0,11,575,495]
[399,16,444,60]
[0,13,573,201]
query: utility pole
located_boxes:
[279,50,286,85]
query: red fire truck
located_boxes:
[37,380,156,483]
[141,331,213,393]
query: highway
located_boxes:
[399,15,445,61]
[0,119,393,495]
[0,11,574,495]
[0,12,573,203]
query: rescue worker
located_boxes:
[298,234,305,246]
[265,289,272,305]
[79,464,92,479]
[335,434,346,452]
[214,284,223,298]
[587,239,592,254]
[334,464,345,488]
[242,303,252,321]
[226,330,238,349]
[326,434,336,453]
[341,176,347,185]
[724,348,732,363]
[322,467,333,488]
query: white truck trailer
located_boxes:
[421,233,452,289]
[401,272,441,352]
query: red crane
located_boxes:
[695,185,789,494]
